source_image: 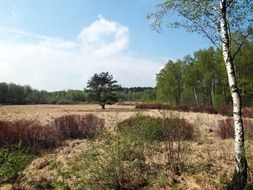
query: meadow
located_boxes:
[0,104,253,189]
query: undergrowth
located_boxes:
[52,134,148,190]
[0,145,33,183]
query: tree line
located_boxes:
[0,82,156,105]
[156,41,253,107]
[0,83,86,104]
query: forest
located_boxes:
[157,41,253,107]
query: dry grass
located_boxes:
[1,104,253,189]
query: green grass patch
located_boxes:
[0,145,33,182]
[118,114,194,143]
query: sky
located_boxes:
[0,0,211,91]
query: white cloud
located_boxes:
[78,15,129,57]
[0,16,164,91]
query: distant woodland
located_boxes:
[0,82,155,105]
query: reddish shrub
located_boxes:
[0,114,104,152]
[202,106,217,114]
[0,120,20,145]
[217,118,234,139]
[242,108,253,118]
[217,105,233,116]
[162,117,194,140]
[21,123,61,150]
[217,118,253,139]
[217,106,252,118]
[190,106,203,113]
[135,103,170,110]
[53,114,104,140]
[0,120,60,151]
[172,104,190,112]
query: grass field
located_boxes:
[0,104,253,189]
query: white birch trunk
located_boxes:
[219,0,247,188]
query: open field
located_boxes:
[0,104,253,189]
[0,104,226,129]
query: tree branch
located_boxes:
[226,0,234,8]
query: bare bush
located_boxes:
[217,105,233,116]
[135,103,170,110]
[0,114,104,152]
[202,106,217,114]
[53,114,104,140]
[0,120,60,151]
[172,104,190,112]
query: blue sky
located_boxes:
[0,0,210,91]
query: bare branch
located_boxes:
[226,0,234,8]
[182,15,220,49]
[231,32,252,60]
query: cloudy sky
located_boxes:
[0,0,210,91]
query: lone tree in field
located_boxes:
[86,72,120,109]
[148,0,253,189]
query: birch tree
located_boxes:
[148,0,253,188]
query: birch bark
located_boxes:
[220,0,247,188]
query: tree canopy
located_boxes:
[86,72,121,109]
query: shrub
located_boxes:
[242,108,253,118]
[202,106,217,114]
[54,136,148,190]
[118,115,163,142]
[172,104,190,112]
[190,106,203,113]
[217,118,234,139]
[118,114,194,142]
[217,105,233,116]
[0,114,104,152]
[162,117,194,140]
[0,120,60,151]
[53,114,104,140]
[217,118,253,139]
[0,120,21,145]
[0,145,33,181]
[135,103,170,110]
[21,123,61,151]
